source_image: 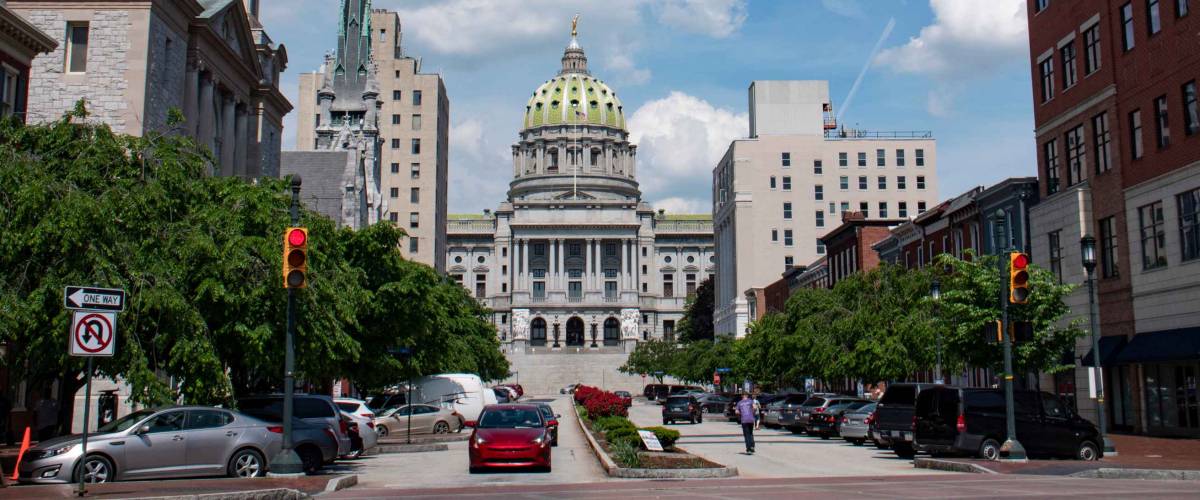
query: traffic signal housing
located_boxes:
[1009,252,1030,304]
[282,227,308,289]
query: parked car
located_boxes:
[839,402,877,445]
[374,404,463,437]
[535,403,560,446]
[792,394,854,434]
[334,398,379,458]
[561,383,580,395]
[697,393,731,414]
[238,394,352,458]
[914,387,1103,461]
[613,391,634,407]
[499,384,525,398]
[242,412,340,474]
[365,393,406,412]
[18,406,290,484]
[495,386,519,402]
[410,373,492,423]
[762,400,786,428]
[806,400,870,439]
[662,395,704,424]
[874,383,939,458]
[773,394,811,432]
[494,387,511,404]
[467,404,552,472]
[643,383,667,400]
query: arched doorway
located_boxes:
[604,317,620,346]
[531,318,547,347]
[566,317,585,347]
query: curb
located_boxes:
[324,474,358,493]
[574,402,620,473]
[125,488,306,500]
[913,457,998,474]
[376,443,449,454]
[573,403,739,479]
[1070,467,1200,481]
[377,433,468,444]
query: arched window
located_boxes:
[590,148,601,167]
[603,318,620,346]
[531,318,547,346]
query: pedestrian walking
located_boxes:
[736,393,756,454]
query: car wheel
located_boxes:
[1077,440,1100,461]
[789,427,802,434]
[75,454,114,484]
[434,421,451,434]
[852,439,865,446]
[228,448,266,478]
[978,438,1001,461]
[376,425,389,438]
[820,433,830,440]
[298,446,323,475]
[893,443,916,459]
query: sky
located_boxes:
[260,0,1036,215]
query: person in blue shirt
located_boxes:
[735,393,756,454]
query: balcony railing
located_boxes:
[447,218,495,233]
[568,295,584,303]
[824,129,933,140]
[654,219,714,233]
[532,270,546,278]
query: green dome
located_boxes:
[523,74,625,131]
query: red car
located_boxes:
[467,404,552,472]
[500,384,525,398]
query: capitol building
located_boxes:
[446,24,713,380]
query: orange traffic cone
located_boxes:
[10,427,30,481]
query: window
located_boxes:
[770,176,777,189]
[876,149,886,167]
[1184,81,1199,136]
[187,410,233,430]
[390,187,399,198]
[771,229,778,242]
[814,159,823,174]
[411,163,420,178]
[409,212,419,229]
[783,202,792,220]
[1148,0,1163,34]
[1131,109,1145,159]
[814,185,823,200]
[1180,0,1191,16]
[1039,56,1055,102]
[1139,201,1166,269]
[785,256,794,268]
[878,176,887,189]
[1084,24,1101,74]
[840,201,850,213]
[784,230,794,246]
[782,176,792,190]
[1036,0,1050,11]
[1100,216,1120,278]
[412,90,423,106]
[899,202,909,218]
[1122,3,1136,50]
[412,114,422,130]
[915,149,926,167]
[389,212,397,222]
[410,187,419,203]
[781,152,791,167]
[816,210,825,228]
[898,176,907,190]
[839,152,848,167]
[896,149,906,167]
[409,236,419,254]
[663,274,674,297]
[533,281,546,300]
[840,176,849,190]
[817,239,826,254]
[390,162,400,174]
[859,201,869,218]
[1048,231,1064,283]
[1066,125,1086,186]
[917,176,926,190]
[391,138,401,149]
[66,23,89,73]
[879,202,888,218]
[1155,95,1170,148]
[393,90,402,101]
[857,152,867,167]
[918,201,928,213]
[1093,112,1112,173]
[1180,187,1200,260]
[411,138,421,154]
[858,176,868,190]
[1061,42,1077,89]
[392,114,401,125]
[1044,139,1061,195]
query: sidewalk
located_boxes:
[0,476,344,499]
[914,433,1200,477]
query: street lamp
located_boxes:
[1081,235,1116,456]
[931,278,943,384]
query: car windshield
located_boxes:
[97,409,156,433]
[478,408,542,428]
[847,401,872,411]
[880,386,917,405]
[801,397,826,407]
[336,402,359,412]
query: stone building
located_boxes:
[0,0,55,122]
[713,80,939,337]
[446,23,713,394]
[11,0,290,178]
[286,3,449,271]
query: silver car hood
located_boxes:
[32,432,122,450]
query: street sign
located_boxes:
[64,286,126,312]
[716,367,732,373]
[70,311,116,357]
[637,430,664,452]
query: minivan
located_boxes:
[914,387,1102,461]
[874,383,939,458]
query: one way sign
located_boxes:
[64,286,126,312]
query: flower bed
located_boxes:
[574,395,730,475]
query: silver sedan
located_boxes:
[18,406,280,484]
[374,404,463,437]
[839,402,877,445]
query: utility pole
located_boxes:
[272,176,305,475]
[994,209,1026,460]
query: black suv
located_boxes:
[914,387,1103,461]
[662,395,703,424]
[874,383,939,458]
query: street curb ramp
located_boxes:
[913,457,998,474]
[376,443,450,454]
[573,403,739,479]
[120,474,357,500]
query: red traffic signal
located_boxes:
[283,227,308,289]
[1009,252,1030,304]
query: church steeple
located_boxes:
[334,0,373,90]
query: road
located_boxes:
[625,399,949,478]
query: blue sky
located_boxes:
[261,0,1035,214]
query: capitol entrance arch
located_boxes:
[566,317,585,347]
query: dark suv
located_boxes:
[914,387,1103,461]
[874,383,938,458]
[662,395,703,424]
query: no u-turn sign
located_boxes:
[70,311,117,357]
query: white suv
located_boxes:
[334,398,379,457]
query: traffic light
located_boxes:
[282,227,308,289]
[1009,252,1030,304]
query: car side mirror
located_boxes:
[464,421,476,428]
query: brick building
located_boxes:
[1027,0,1200,437]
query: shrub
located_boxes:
[573,385,601,404]
[638,426,681,449]
[576,405,589,422]
[594,415,635,433]
[605,426,640,448]
[584,391,629,418]
[610,439,642,468]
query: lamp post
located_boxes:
[1081,235,1116,456]
[931,278,943,384]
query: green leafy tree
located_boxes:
[676,277,714,343]
[619,339,678,383]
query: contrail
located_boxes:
[838,17,896,124]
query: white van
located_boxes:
[412,373,490,422]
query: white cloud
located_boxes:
[629,91,747,212]
[605,47,652,86]
[651,197,710,214]
[448,117,511,213]
[875,0,1027,80]
[655,0,748,38]
[820,0,864,18]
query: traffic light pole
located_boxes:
[272,176,305,475]
[994,210,1026,460]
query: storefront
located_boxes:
[1113,328,1200,437]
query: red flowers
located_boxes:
[573,385,628,418]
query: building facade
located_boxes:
[12,0,290,178]
[288,3,448,271]
[0,0,55,121]
[713,80,939,337]
[445,25,713,393]
[1027,0,1200,436]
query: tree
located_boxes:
[619,340,678,383]
[676,277,714,342]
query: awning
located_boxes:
[1081,335,1127,367]
[1114,327,1200,364]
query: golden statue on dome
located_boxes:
[572,14,580,37]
